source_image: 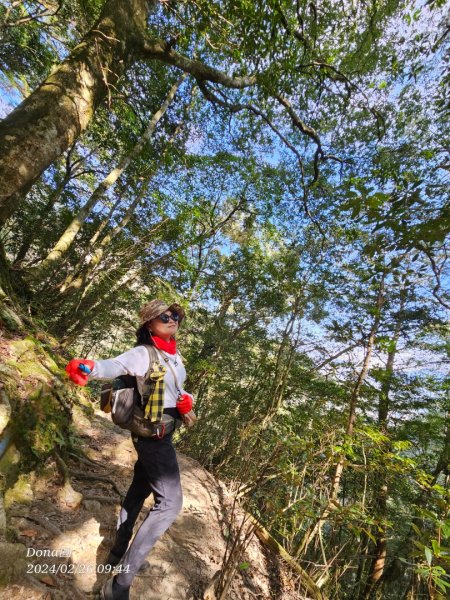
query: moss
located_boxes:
[0,303,24,332]
[0,541,28,585]
[0,443,21,492]
[4,333,64,387]
[5,527,19,543]
[0,364,17,398]
[1,308,87,480]
[4,473,35,509]
[14,385,74,462]
[0,389,11,434]
[7,336,63,382]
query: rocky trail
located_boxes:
[1,402,307,600]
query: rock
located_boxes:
[4,473,35,509]
[0,304,24,331]
[56,481,83,509]
[0,493,6,534]
[82,499,101,513]
[0,389,11,435]
[53,517,103,593]
[0,541,28,585]
[0,443,21,491]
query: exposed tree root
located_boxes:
[9,510,62,536]
[83,494,119,504]
[54,451,70,481]
[69,468,123,499]
[55,451,122,499]
[68,450,113,472]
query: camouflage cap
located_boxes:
[139,299,185,325]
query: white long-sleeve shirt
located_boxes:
[89,345,190,409]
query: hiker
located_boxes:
[65,300,194,600]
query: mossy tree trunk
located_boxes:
[0,0,153,227]
[34,74,186,274]
[0,0,256,231]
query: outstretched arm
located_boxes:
[66,346,150,385]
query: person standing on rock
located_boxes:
[65,300,195,600]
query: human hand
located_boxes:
[176,393,193,415]
[65,359,95,386]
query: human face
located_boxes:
[147,311,179,341]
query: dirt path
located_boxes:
[2,404,306,599]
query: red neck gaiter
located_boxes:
[151,335,177,355]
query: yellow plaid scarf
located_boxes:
[144,361,167,422]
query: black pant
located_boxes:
[112,425,183,588]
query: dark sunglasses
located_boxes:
[157,312,179,324]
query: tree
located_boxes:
[0,0,420,227]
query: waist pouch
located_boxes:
[100,385,180,439]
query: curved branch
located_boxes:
[417,242,450,310]
[141,39,259,88]
[296,61,386,136]
[197,81,327,234]
[274,94,322,148]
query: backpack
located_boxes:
[99,345,178,437]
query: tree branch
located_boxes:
[417,242,450,310]
[197,80,329,235]
[274,94,322,148]
[296,61,386,137]
[141,39,258,88]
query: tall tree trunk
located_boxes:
[261,295,304,427]
[34,73,185,272]
[13,146,88,266]
[0,0,153,227]
[58,119,185,296]
[295,275,386,558]
[53,201,243,337]
[59,213,169,312]
[56,195,123,294]
[360,288,406,600]
[60,268,141,345]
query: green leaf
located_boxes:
[432,539,441,556]
[425,546,433,565]
[434,578,450,592]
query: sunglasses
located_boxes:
[157,312,179,324]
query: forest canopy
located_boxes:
[0,0,449,598]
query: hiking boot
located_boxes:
[100,576,130,600]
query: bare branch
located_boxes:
[141,39,258,89]
[417,242,450,310]
[296,60,386,136]
[197,81,327,234]
[312,340,367,371]
[275,94,350,178]
[2,0,61,28]
[275,94,322,148]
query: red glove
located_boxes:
[65,359,95,386]
[176,393,193,415]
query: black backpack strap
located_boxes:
[110,373,138,393]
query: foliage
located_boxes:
[0,0,449,598]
